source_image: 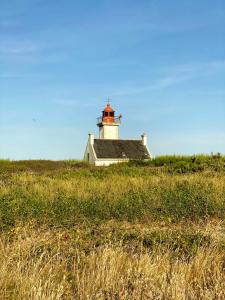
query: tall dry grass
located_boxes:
[0,223,224,300]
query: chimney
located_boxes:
[141,133,148,146]
[89,133,94,145]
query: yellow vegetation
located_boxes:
[0,222,224,300]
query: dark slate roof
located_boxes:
[93,139,150,159]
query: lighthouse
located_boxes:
[97,103,121,140]
[84,102,151,166]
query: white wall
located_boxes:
[83,135,96,164]
[99,124,119,139]
[95,159,129,166]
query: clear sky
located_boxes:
[0,0,225,160]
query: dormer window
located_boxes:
[122,152,127,158]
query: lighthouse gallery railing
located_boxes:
[96,116,122,125]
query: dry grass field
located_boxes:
[0,156,224,299]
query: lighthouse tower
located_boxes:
[97,103,121,140]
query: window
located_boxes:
[109,112,114,117]
[105,112,109,116]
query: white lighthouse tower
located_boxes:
[97,103,122,139]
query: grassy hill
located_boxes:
[0,156,224,299]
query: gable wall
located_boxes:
[83,141,96,164]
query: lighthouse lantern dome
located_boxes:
[102,104,115,123]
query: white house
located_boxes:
[83,103,151,166]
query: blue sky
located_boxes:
[0,0,225,159]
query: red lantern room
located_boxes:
[102,103,115,123]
